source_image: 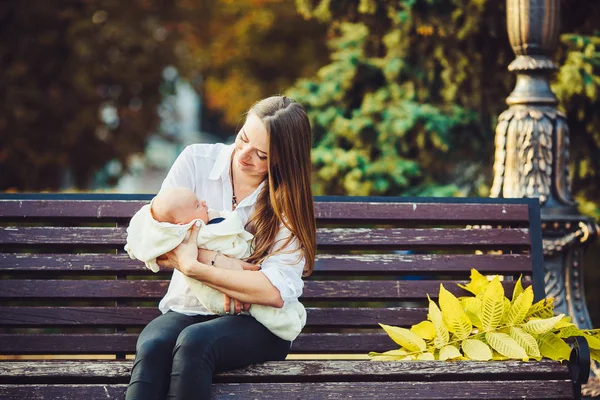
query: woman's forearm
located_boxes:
[181,260,284,308]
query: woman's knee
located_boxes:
[174,323,218,353]
[136,334,177,360]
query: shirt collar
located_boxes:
[208,143,235,181]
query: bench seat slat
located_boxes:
[0,306,428,327]
[0,253,534,275]
[0,333,397,353]
[0,280,517,300]
[0,200,531,223]
[0,360,570,382]
[0,227,532,248]
[0,381,574,400]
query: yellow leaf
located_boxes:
[410,321,436,341]
[509,327,541,359]
[511,275,524,303]
[427,295,449,347]
[465,311,482,329]
[526,298,555,319]
[506,286,534,326]
[554,315,574,330]
[566,333,600,350]
[439,284,472,340]
[369,349,409,361]
[501,297,511,324]
[537,332,572,361]
[379,323,426,352]
[521,314,564,335]
[481,276,505,330]
[462,339,492,361]
[556,325,586,339]
[439,345,462,360]
[591,349,600,363]
[581,328,600,338]
[457,268,489,295]
[416,352,435,361]
[491,351,509,361]
[485,332,528,361]
[461,297,483,329]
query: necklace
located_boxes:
[230,156,237,209]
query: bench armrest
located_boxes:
[568,335,590,400]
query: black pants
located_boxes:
[125,311,291,400]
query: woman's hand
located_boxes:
[209,255,260,314]
[211,255,260,314]
[157,222,202,275]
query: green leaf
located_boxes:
[439,284,472,340]
[481,276,505,330]
[462,339,492,361]
[485,332,528,361]
[379,323,426,352]
[506,286,534,325]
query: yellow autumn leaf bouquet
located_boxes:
[370,269,600,362]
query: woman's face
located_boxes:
[233,113,269,178]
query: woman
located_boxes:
[125,95,316,400]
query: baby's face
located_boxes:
[174,196,209,225]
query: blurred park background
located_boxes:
[1,0,599,323]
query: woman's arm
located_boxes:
[159,224,284,308]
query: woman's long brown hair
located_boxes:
[244,96,316,277]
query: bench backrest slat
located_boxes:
[0,279,519,300]
[0,227,531,249]
[1,198,531,224]
[0,195,544,356]
[0,253,533,275]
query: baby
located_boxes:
[124,187,306,341]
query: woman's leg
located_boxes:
[126,311,201,400]
[167,315,291,400]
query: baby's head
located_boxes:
[151,187,209,225]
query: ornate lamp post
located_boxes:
[490,0,599,393]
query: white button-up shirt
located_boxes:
[158,143,306,315]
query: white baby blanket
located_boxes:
[125,204,306,341]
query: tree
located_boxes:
[173,0,329,130]
[291,0,600,205]
[0,0,178,190]
[0,0,328,191]
[290,0,515,196]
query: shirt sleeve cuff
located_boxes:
[260,267,302,304]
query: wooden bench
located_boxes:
[0,194,590,399]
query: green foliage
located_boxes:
[293,0,600,214]
[369,269,600,362]
[553,32,600,219]
[290,0,513,196]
